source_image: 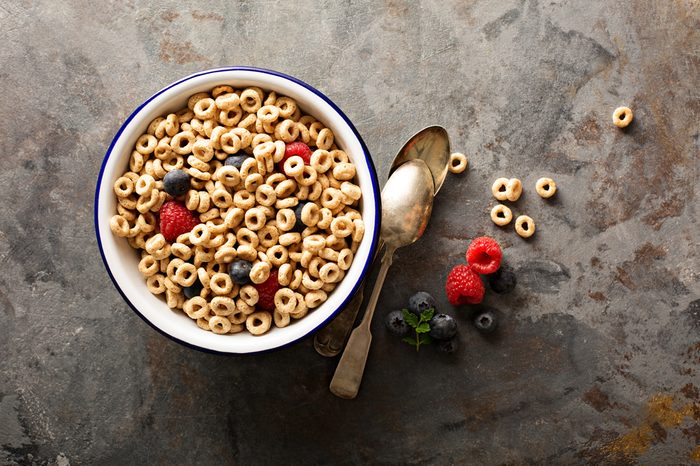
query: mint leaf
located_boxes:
[402,336,417,346]
[402,309,419,328]
[415,322,431,334]
[420,308,435,322]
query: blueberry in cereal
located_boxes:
[162,169,191,197]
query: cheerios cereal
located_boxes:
[535,177,557,198]
[110,86,365,336]
[612,106,633,128]
[448,152,468,174]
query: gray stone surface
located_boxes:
[1,0,699,464]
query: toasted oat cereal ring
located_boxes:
[173,262,197,287]
[215,92,240,111]
[170,243,192,261]
[257,104,280,124]
[320,188,343,210]
[309,150,333,173]
[183,296,209,319]
[535,177,557,198]
[214,246,237,264]
[211,189,233,209]
[276,208,296,232]
[301,271,324,290]
[288,293,306,319]
[134,174,156,196]
[135,134,157,155]
[276,197,298,210]
[138,255,159,277]
[171,130,196,155]
[279,232,301,247]
[274,179,297,199]
[145,233,167,254]
[208,315,232,334]
[325,234,346,251]
[332,163,356,181]
[257,226,278,249]
[303,235,325,253]
[515,215,536,238]
[113,177,135,198]
[278,263,294,287]
[337,248,354,271]
[272,288,296,314]
[228,323,245,334]
[109,215,130,237]
[319,262,341,284]
[136,212,156,233]
[237,113,257,130]
[305,290,327,309]
[199,208,219,223]
[164,276,182,294]
[228,308,248,325]
[340,182,362,203]
[505,178,522,202]
[129,150,145,172]
[283,156,305,177]
[187,166,211,181]
[250,261,271,284]
[234,190,256,210]
[314,208,332,230]
[351,219,365,243]
[209,296,236,317]
[491,178,510,201]
[187,155,210,173]
[307,257,325,278]
[240,88,262,113]
[189,224,211,246]
[331,217,354,238]
[255,184,277,207]
[246,312,272,336]
[300,202,320,227]
[490,204,513,226]
[137,189,161,214]
[316,128,334,150]
[237,244,258,262]
[192,138,214,162]
[209,273,233,295]
[244,208,267,231]
[275,96,297,119]
[236,228,259,248]
[220,131,242,155]
[165,289,181,309]
[273,309,291,328]
[196,318,210,330]
[612,106,633,128]
[275,119,300,143]
[239,285,259,307]
[319,247,339,262]
[308,182,323,201]
[448,152,468,174]
[224,207,244,229]
[289,269,303,290]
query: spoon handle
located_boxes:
[330,247,395,399]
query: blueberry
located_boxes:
[428,313,457,340]
[436,335,459,354]
[473,309,498,334]
[163,169,190,197]
[183,279,203,299]
[407,291,436,315]
[224,154,251,170]
[228,259,252,285]
[292,201,309,232]
[488,265,516,294]
[384,310,410,337]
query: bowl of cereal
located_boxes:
[95,67,380,354]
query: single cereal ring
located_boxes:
[244,173,264,193]
[234,190,256,210]
[303,234,325,253]
[301,202,320,227]
[250,261,271,284]
[246,312,272,335]
[305,290,327,309]
[173,262,197,287]
[310,150,333,173]
[215,166,241,187]
[208,315,232,334]
[491,178,510,201]
[244,207,267,231]
[273,309,291,328]
[490,204,513,226]
[331,216,354,238]
[210,272,234,295]
[319,262,341,283]
[274,179,297,199]
[183,296,209,319]
[258,225,279,248]
[448,152,468,174]
[295,166,318,187]
[109,215,130,237]
[337,248,354,271]
[189,224,211,246]
[535,177,557,198]
[515,215,536,238]
[207,297,235,317]
[276,209,296,232]
[279,232,301,247]
[138,255,159,277]
[505,178,522,202]
[239,285,259,307]
[332,162,356,181]
[113,177,135,198]
[612,106,633,128]
[255,184,277,207]
[274,288,297,314]
[320,188,342,210]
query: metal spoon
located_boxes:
[330,159,435,399]
[313,126,451,357]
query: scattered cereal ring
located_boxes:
[505,178,522,202]
[490,204,513,226]
[448,152,468,174]
[612,106,633,128]
[535,177,557,198]
[246,312,272,335]
[491,178,509,201]
[515,215,536,238]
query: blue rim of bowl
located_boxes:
[93,66,381,355]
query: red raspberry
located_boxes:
[445,264,485,305]
[466,236,502,275]
[254,270,279,310]
[159,201,200,242]
[278,141,312,174]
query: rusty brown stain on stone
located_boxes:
[161,10,179,22]
[681,383,700,400]
[682,424,700,443]
[573,116,602,144]
[602,394,699,460]
[642,194,685,231]
[615,266,636,290]
[691,445,700,463]
[191,10,224,21]
[159,35,208,64]
[633,242,666,264]
[588,291,607,302]
[582,385,613,412]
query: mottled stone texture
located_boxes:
[1,0,698,464]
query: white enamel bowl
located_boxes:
[95,67,380,354]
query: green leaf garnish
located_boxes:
[401,307,435,351]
